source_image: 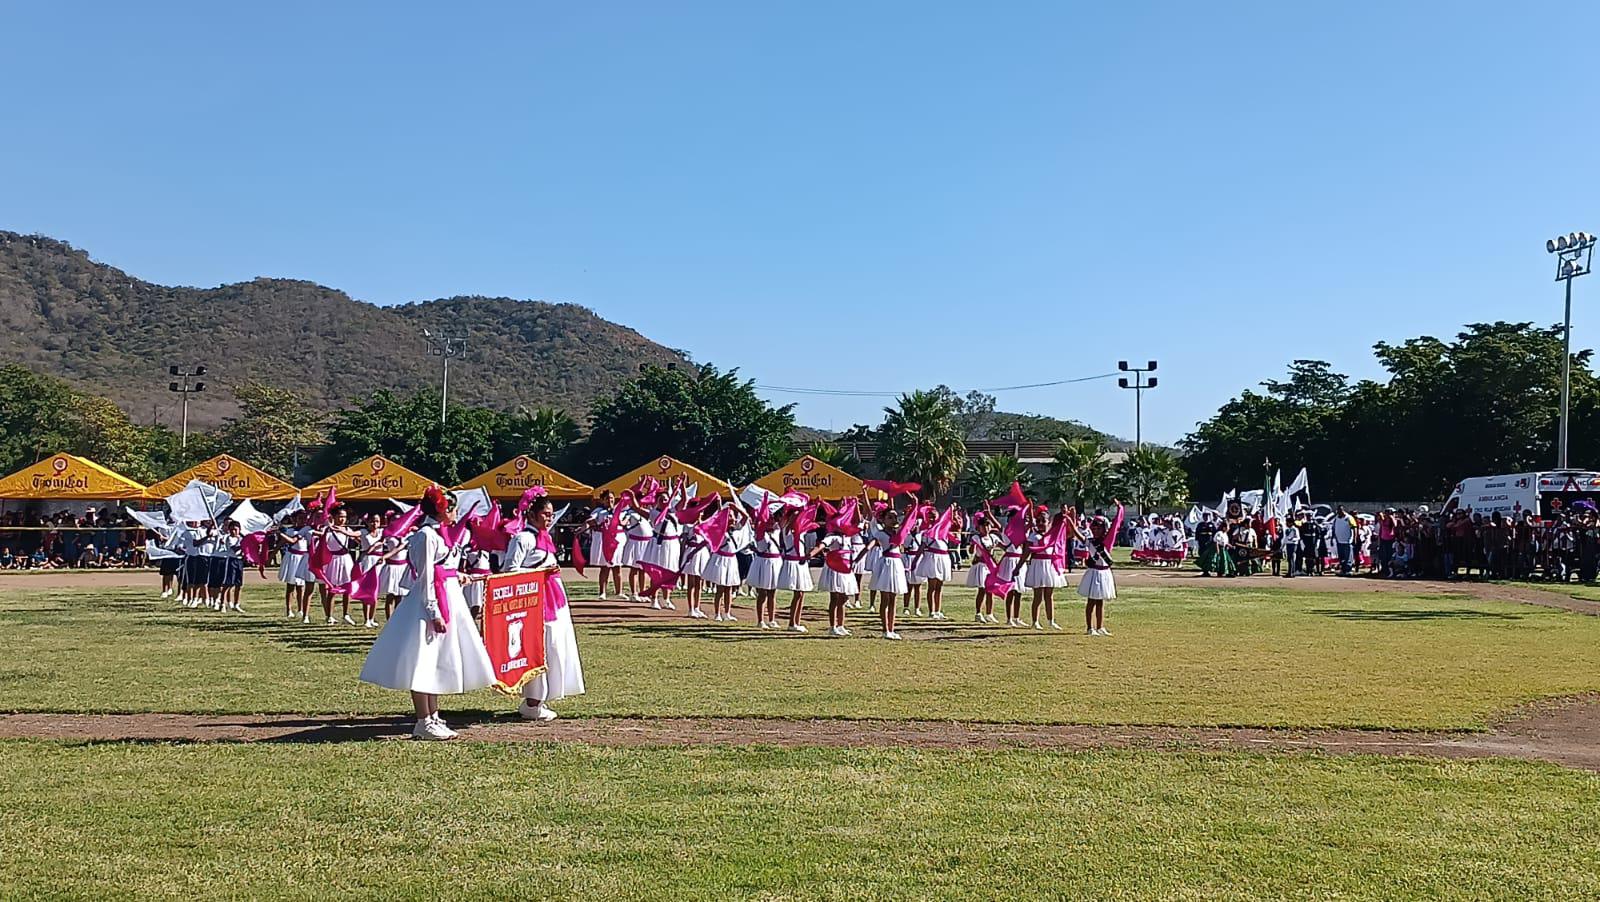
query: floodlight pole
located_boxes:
[1548,232,1595,469]
[1117,360,1159,451]
[167,365,207,449]
[424,331,468,424]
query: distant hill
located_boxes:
[0,232,687,427]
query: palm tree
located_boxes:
[806,441,864,476]
[960,454,1031,505]
[1046,437,1113,507]
[1113,446,1189,512]
[504,405,580,463]
[877,390,966,497]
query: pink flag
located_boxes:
[572,532,587,577]
[891,503,922,547]
[972,539,1015,597]
[350,565,381,604]
[863,479,921,498]
[469,504,509,554]
[826,498,860,536]
[989,482,1028,512]
[636,560,681,593]
[242,531,271,570]
[602,495,631,563]
[927,505,958,544]
[385,505,422,539]
[699,507,733,553]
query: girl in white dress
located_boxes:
[776,509,815,633]
[619,504,655,602]
[914,506,956,621]
[702,507,743,622]
[505,497,587,722]
[1020,507,1067,630]
[1074,501,1124,636]
[966,513,1000,623]
[317,506,361,626]
[867,506,912,640]
[277,513,312,622]
[641,503,681,611]
[680,506,713,620]
[744,502,782,629]
[359,487,495,741]
[586,491,622,599]
[904,528,926,617]
[998,509,1029,627]
[815,531,858,637]
[858,506,883,610]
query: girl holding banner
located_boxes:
[359,486,494,741]
[503,496,587,723]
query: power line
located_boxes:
[757,371,1120,398]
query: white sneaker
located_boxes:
[829,626,848,637]
[724,613,737,622]
[975,612,985,623]
[788,624,807,633]
[662,599,675,610]
[160,589,171,599]
[914,608,924,617]
[985,614,999,624]
[364,619,378,629]
[301,614,310,624]
[413,719,455,741]
[597,593,609,601]
[883,631,902,640]
[839,626,851,636]
[286,611,297,619]
[326,616,338,625]
[520,701,559,722]
[343,615,356,626]
[759,621,771,631]
[1049,621,1062,631]
[428,714,459,738]
[1032,621,1043,630]
[650,600,663,610]
[1085,627,1096,636]
[1095,627,1111,636]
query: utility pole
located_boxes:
[167,365,207,448]
[1116,360,1159,450]
[423,329,468,424]
[1547,231,1595,469]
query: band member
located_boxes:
[209,520,245,612]
[317,506,361,625]
[586,490,623,599]
[277,511,312,622]
[1075,500,1125,636]
[504,497,587,722]
[967,512,1000,623]
[359,486,495,741]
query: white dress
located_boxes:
[914,536,953,583]
[680,527,710,579]
[966,534,996,588]
[378,536,408,596]
[277,527,309,586]
[586,507,614,565]
[776,532,814,592]
[905,536,927,586]
[620,512,653,568]
[1079,548,1118,600]
[505,533,587,704]
[1023,532,1066,589]
[701,532,743,587]
[816,535,859,596]
[869,528,909,596]
[644,516,683,573]
[319,528,355,589]
[745,535,781,590]
[359,524,495,695]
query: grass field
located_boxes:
[4,582,1599,729]
[2,741,1597,900]
[6,578,1600,898]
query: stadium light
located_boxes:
[166,365,207,449]
[423,329,468,424]
[1547,230,1595,469]
[1116,360,1159,451]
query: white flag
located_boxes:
[125,507,172,534]
[453,488,492,521]
[273,494,305,524]
[1284,468,1309,500]
[229,499,274,535]
[167,480,232,524]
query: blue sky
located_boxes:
[4,2,1597,443]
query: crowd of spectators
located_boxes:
[0,508,145,570]
[1187,502,1600,583]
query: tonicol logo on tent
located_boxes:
[52,457,68,473]
[371,458,386,474]
[514,457,530,473]
[658,456,672,472]
[217,457,232,474]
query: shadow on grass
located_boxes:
[76,591,377,657]
[1308,608,1526,622]
[589,620,1025,644]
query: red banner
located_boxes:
[481,570,549,695]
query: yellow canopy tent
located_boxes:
[0,453,147,501]
[300,455,437,501]
[143,454,300,501]
[455,455,594,501]
[753,455,869,500]
[594,456,732,499]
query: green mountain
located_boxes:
[0,232,686,428]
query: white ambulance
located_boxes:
[1443,470,1600,520]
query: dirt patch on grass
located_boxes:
[4,695,1596,770]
